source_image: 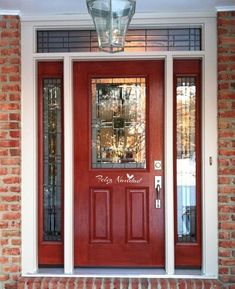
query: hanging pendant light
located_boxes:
[87,0,136,53]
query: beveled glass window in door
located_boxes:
[43,79,62,241]
[176,77,197,242]
[92,78,146,169]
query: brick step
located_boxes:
[17,277,223,289]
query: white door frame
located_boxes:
[21,12,218,277]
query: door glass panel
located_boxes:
[176,77,196,242]
[43,79,62,241]
[91,78,146,169]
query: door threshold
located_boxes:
[34,268,205,278]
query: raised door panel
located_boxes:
[90,188,112,243]
[126,188,149,243]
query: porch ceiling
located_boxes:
[0,0,234,16]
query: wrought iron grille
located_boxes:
[37,28,201,53]
[43,78,62,242]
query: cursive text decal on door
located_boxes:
[95,174,143,185]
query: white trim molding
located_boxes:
[21,13,218,278]
[216,6,235,11]
[0,10,21,15]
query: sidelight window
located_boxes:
[174,60,202,268]
[42,78,63,242]
[38,62,64,265]
[176,76,197,243]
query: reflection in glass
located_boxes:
[92,78,146,168]
[43,79,62,241]
[176,77,196,242]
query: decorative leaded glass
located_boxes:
[176,77,197,243]
[37,28,201,53]
[43,79,62,241]
[91,78,146,169]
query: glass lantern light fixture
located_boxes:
[87,0,136,53]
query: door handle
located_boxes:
[155,176,161,208]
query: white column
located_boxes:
[202,18,218,277]
[164,54,175,275]
[63,56,74,274]
[21,22,38,274]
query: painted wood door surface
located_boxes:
[73,61,164,267]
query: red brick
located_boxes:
[10,168,20,175]
[220,223,235,231]
[0,149,8,156]
[9,186,21,193]
[0,274,9,281]
[219,187,235,194]
[219,36,235,45]
[219,232,230,239]
[0,203,9,211]
[160,279,169,289]
[150,278,158,289]
[12,257,20,263]
[219,131,235,138]
[0,158,20,165]
[9,93,20,101]
[139,279,148,289]
[218,82,230,90]
[219,167,235,176]
[0,93,7,100]
[219,258,235,266]
[218,196,229,203]
[9,131,20,138]
[121,278,129,289]
[195,279,203,288]
[1,30,19,38]
[0,167,8,175]
[2,248,20,256]
[2,176,20,184]
[219,267,229,274]
[2,212,21,220]
[219,110,235,118]
[219,212,231,222]
[218,91,235,99]
[9,113,20,121]
[219,205,235,213]
[169,279,177,289]
[1,195,20,202]
[218,55,235,63]
[219,18,235,29]
[0,184,8,192]
[218,176,232,184]
[10,149,20,156]
[218,158,230,166]
[11,239,21,245]
[0,122,19,130]
[0,239,9,246]
[3,265,20,273]
[219,241,235,248]
[2,84,20,92]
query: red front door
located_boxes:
[73,60,164,267]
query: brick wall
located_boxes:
[0,15,21,289]
[218,11,235,287]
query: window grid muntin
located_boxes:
[37,28,201,53]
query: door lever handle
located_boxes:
[156,183,161,200]
[155,176,161,208]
